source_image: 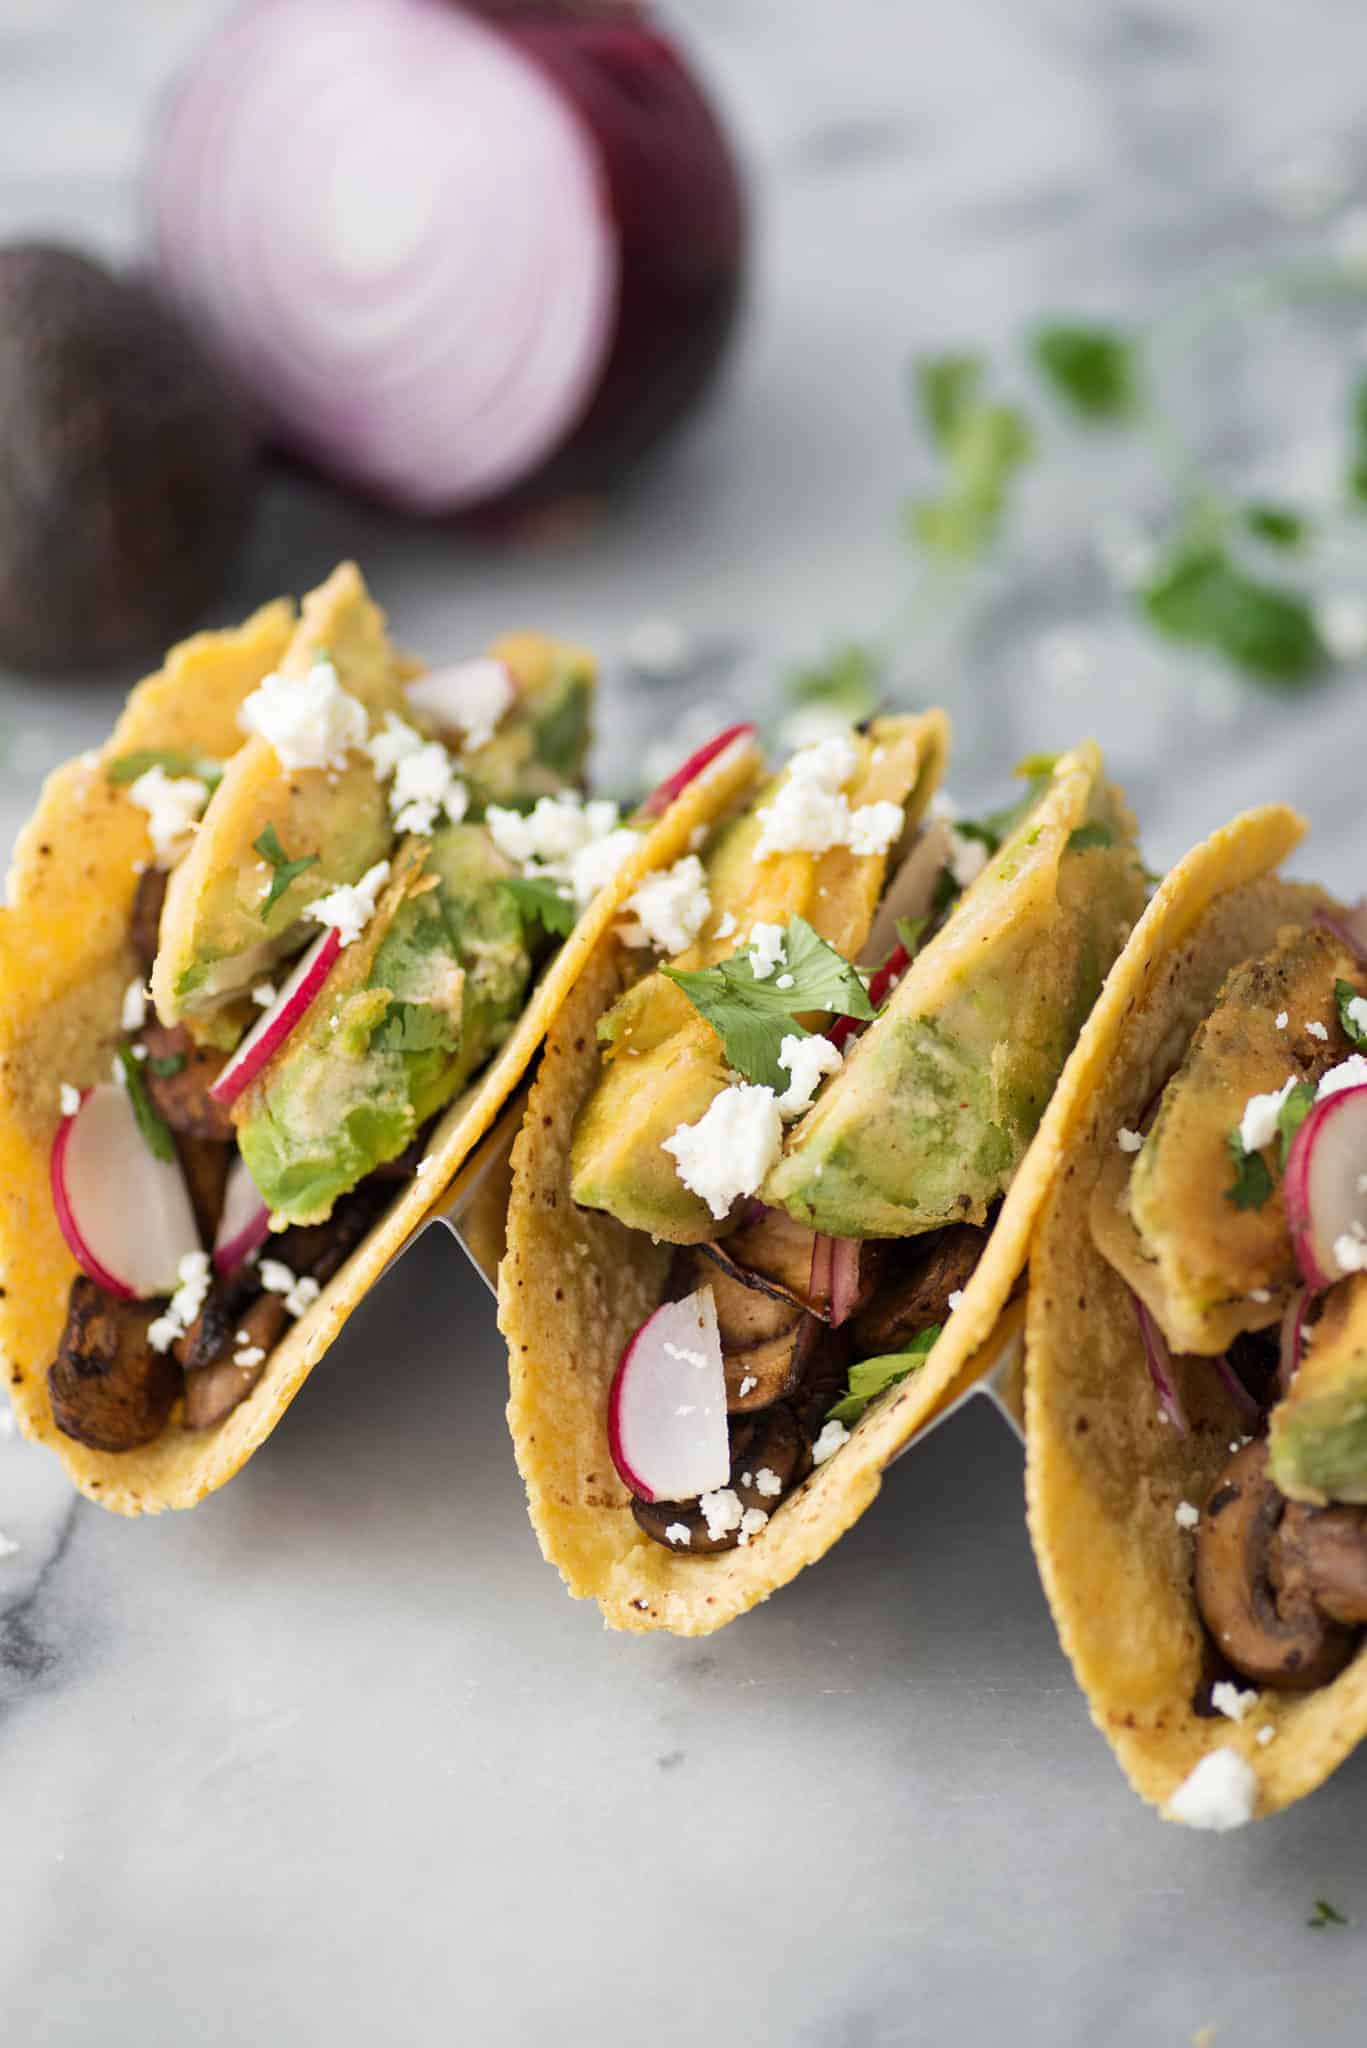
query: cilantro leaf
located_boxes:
[785,643,880,721]
[1243,501,1309,550]
[914,353,984,445]
[827,1325,943,1427]
[254,824,319,917]
[372,1001,455,1055]
[108,748,224,790]
[532,676,591,779]
[907,397,1033,560]
[503,874,577,939]
[145,1051,186,1078]
[895,915,927,957]
[1031,321,1137,421]
[1308,1898,1349,1930]
[665,916,872,1091]
[1278,1080,1315,1168]
[1066,821,1115,854]
[1224,1127,1275,1210]
[1140,541,1325,687]
[955,764,1056,859]
[1336,978,1367,1049]
[116,1046,174,1163]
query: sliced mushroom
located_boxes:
[850,1223,987,1355]
[1272,1499,1367,1628]
[684,1249,800,1351]
[141,1020,235,1141]
[176,1134,232,1246]
[182,1293,285,1428]
[632,1403,810,1554]
[725,1310,837,1413]
[130,866,168,975]
[48,1275,181,1451]
[178,1273,288,1377]
[724,1207,823,1305]
[1194,1440,1357,1690]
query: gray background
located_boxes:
[4,2,1367,2042]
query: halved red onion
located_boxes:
[1210,1350,1262,1431]
[607,1285,730,1503]
[1133,1293,1187,1434]
[1283,1082,1367,1290]
[148,0,745,515]
[829,1239,866,1328]
[51,1085,201,1300]
[808,1233,835,1316]
[1278,1286,1309,1395]
[213,1157,272,1275]
[1314,901,1367,968]
[209,927,341,1109]
[640,722,758,819]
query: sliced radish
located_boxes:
[608,1285,730,1503]
[213,1157,272,1275]
[51,1085,200,1300]
[1284,1082,1367,1290]
[641,722,757,818]
[405,657,514,748]
[210,926,341,1108]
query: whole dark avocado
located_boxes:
[0,244,258,673]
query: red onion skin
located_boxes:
[1132,1293,1187,1435]
[473,12,747,513]
[1314,902,1367,967]
[1278,1286,1309,1396]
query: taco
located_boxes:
[500,728,1148,1632]
[1025,801,1367,1826]
[0,562,761,1514]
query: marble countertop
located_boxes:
[4,3,1367,2041]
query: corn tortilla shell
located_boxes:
[1024,802,1367,1821]
[0,585,762,1515]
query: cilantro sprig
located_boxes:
[503,874,577,939]
[1140,537,1325,689]
[828,1324,943,1427]
[254,824,319,918]
[1278,1081,1315,1166]
[1224,1128,1275,1211]
[1031,321,1138,421]
[664,916,872,1091]
[116,1046,174,1164]
[1336,979,1367,1050]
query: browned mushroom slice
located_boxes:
[632,1403,811,1554]
[176,1134,232,1246]
[182,1293,287,1428]
[1272,1498,1367,1629]
[723,1207,824,1307]
[178,1273,289,1376]
[276,1179,392,1287]
[130,867,169,975]
[141,1020,235,1141]
[683,1249,800,1351]
[48,1276,182,1451]
[850,1223,988,1355]
[1195,1440,1357,1689]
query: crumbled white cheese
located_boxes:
[1248,1287,1271,1304]
[365,711,425,782]
[251,981,278,1009]
[240,659,368,772]
[947,1289,965,1312]
[1210,1681,1259,1723]
[233,1345,266,1370]
[1117,1127,1144,1153]
[486,794,639,909]
[1174,1500,1201,1531]
[1306,1019,1329,1042]
[847,801,905,857]
[738,1374,758,1397]
[259,1260,296,1296]
[0,1532,19,1562]
[663,1341,708,1370]
[618,855,711,954]
[753,1466,782,1499]
[259,1262,322,1319]
[737,1506,769,1546]
[947,829,989,889]
[1332,1227,1367,1274]
[111,1054,127,1089]
[128,766,209,866]
[1317,1054,1367,1101]
[776,1033,842,1117]
[121,980,148,1032]
[285,1276,320,1318]
[754,734,902,861]
[1237,1075,1299,1154]
[664,1522,692,1548]
[812,1418,849,1465]
[747,921,787,980]
[390,740,468,836]
[148,1250,212,1354]
[409,657,514,752]
[1165,1748,1257,1830]
[698,1488,744,1542]
[714,910,737,941]
[304,860,390,946]
[662,1084,784,1220]
[59,1083,81,1118]
[1274,1010,1288,1030]
[1257,1724,1276,1747]
[775,972,795,990]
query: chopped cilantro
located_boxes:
[253,824,319,917]
[914,352,984,445]
[116,1045,174,1163]
[1335,978,1367,1049]
[108,748,223,790]
[785,643,880,721]
[665,916,872,1091]
[532,676,591,779]
[1066,821,1115,853]
[1308,1898,1349,1930]
[827,1325,943,1426]
[955,764,1056,859]
[1243,501,1309,550]
[145,1051,186,1079]
[1031,321,1138,421]
[503,874,576,939]
[1278,1081,1315,1167]
[1140,540,1325,687]
[371,1001,453,1054]
[1224,1128,1275,1210]
[907,393,1033,560]
[894,915,927,957]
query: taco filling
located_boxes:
[1090,898,1367,1697]
[567,734,1145,1556]
[41,562,637,1457]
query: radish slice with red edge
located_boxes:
[1133,1292,1187,1434]
[1278,1286,1309,1394]
[641,722,757,819]
[147,0,745,516]
[1283,1081,1367,1290]
[209,927,341,1109]
[608,1285,730,1503]
[51,1085,201,1300]
[214,1157,272,1275]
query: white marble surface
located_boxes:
[5,3,1367,2041]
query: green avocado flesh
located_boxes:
[764,746,1145,1236]
[236,827,531,1225]
[1117,923,1357,1355]
[1271,1276,1367,1504]
[464,655,593,806]
[569,718,938,1243]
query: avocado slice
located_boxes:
[1271,1276,1367,1504]
[236,826,531,1225]
[763,744,1145,1237]
[569,714,946,1243]
[153,563,406,1031]
[1117,922,1358,1355]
